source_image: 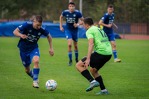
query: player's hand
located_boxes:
[60,26,64,32]
[73,23,79,28]
[49,48,54,56]
[20,34,28,39]
[84,58,90,68]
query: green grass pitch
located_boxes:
[0,37,149,99]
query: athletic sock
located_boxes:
[95,76,106,90]
[74,50,78,60]
[81,70,94,82]
[113,50,117,59]
[68,52,72,61]
[33,68,40,81]
[27,70,33,78]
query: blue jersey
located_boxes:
[101,13,115,34]
[62,10,82,29]
[17,22,49,52]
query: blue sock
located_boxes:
[113,50,117,59]
[33,68,40,81]
[27,70,33,78]
[68,52,72,61]
[74,50,78,60]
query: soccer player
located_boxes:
[13,15,54,88]
[76,17,112,95]
[59,2,84,66]
[99,4,121,62]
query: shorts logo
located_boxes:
[66,36,68,39]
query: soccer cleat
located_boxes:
[86,81,99,92]
[114,58,121,62]
[33,81,39,88]
[68,60,72,66]
[96,91,109,95]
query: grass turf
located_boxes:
[0,37,149,99]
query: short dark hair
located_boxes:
[69,2,75,6]
[108,4,114,8]
[34,15,43,23]
[83,17,94,26]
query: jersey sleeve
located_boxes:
[17,22,28,33]
[42,29,49,37]
[86,31,93,39]
[101,14,108,21]
[61,10,66,17]
[77,11,83,18]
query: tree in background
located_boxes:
[0,0,148,23]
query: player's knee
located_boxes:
[112,43,116,49]
[76,62,84,71]
[25,68,30,74]
[90,68,98,76]
[74,45,78,50]
[76,62,79,69]
[68,44,72,48]
[33,58,39,64]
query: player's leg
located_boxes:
[108,33,121,62]
[76,57,94,82]
[30,48,40,88]
[90,54,111,95]
[72,29,79,63]
[65,29,73,66]
[76,56,99,92]
[20,51,33,78]
[90,68,108,95]
[25,66,33,78]
[73,41,78,63]
[67,39,73,66]
[110,41,121,62]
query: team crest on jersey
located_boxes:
[73,14,76,17]
[66,14,69,17]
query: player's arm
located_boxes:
[47,34,54,56]
[99,20,112,28]
[84,38,94,67]
[59,15,64,32]
[112,22,118,29]
[74,17,84,28]
[13,28,27,39]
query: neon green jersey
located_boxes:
[86,26,112,55]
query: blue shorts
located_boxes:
[107,33,115,41]
[65,29,78,42]
[20,48,40,67]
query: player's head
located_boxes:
[68,2,75,12]
[83,17,94,29]
[107,4,114,14]
[33,15,43,30]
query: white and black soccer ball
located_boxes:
[45,79,57,91]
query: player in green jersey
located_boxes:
[76,17,112,95]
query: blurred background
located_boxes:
[0,0,149,37]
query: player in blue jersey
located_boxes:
[99,4,121,62]
[59,2,84,66]
[13,15,54,88]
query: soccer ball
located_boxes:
[45,79,57,91]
